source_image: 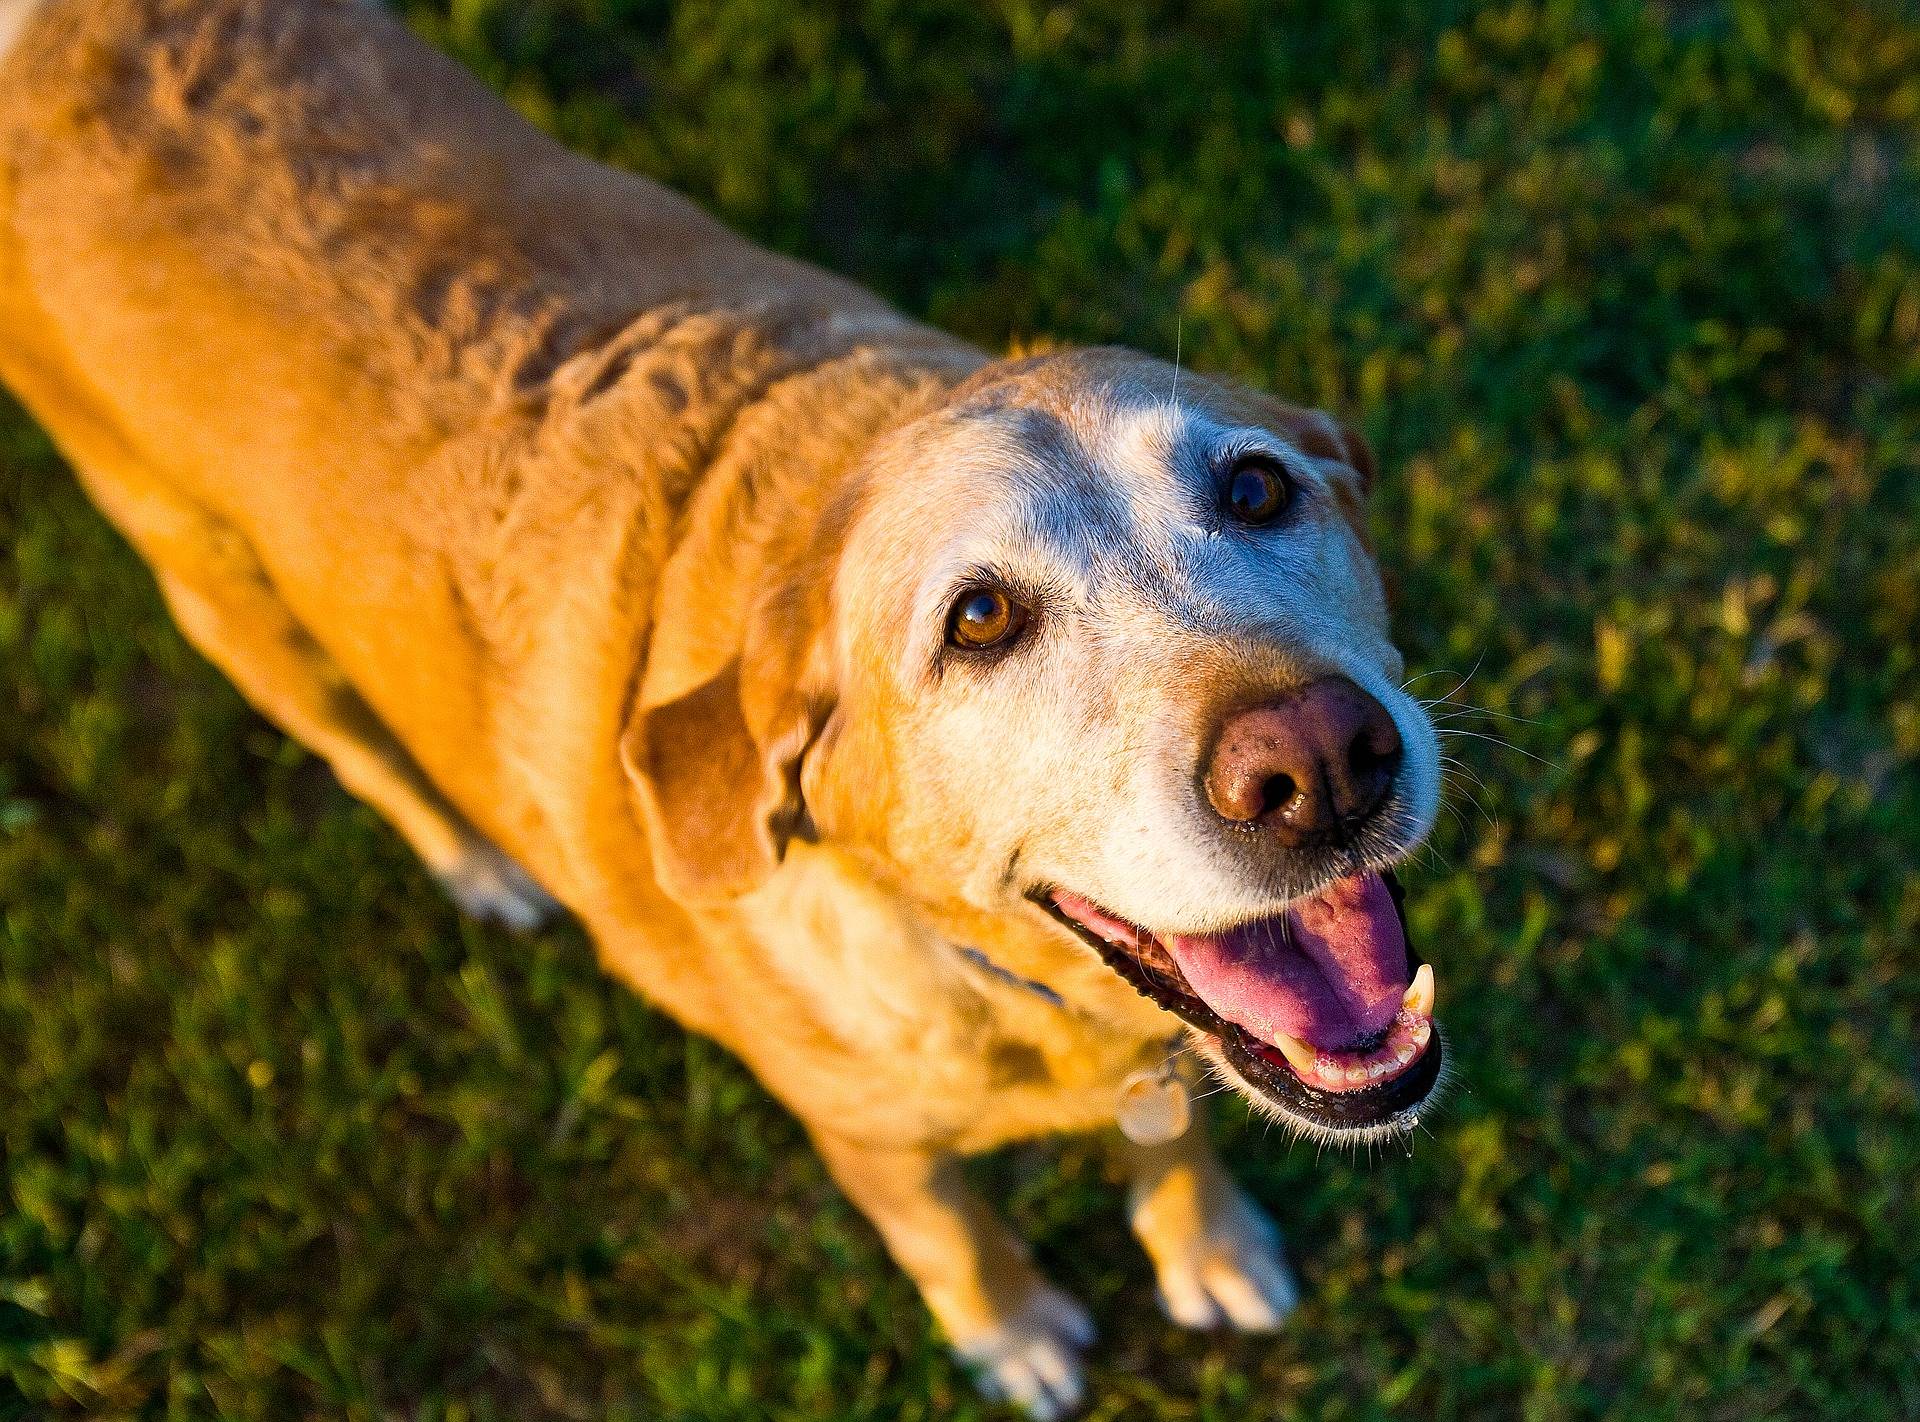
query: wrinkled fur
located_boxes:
[0,4,1438,1413]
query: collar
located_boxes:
[952,944,1067,1009]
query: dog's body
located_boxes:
[1,3,1449,1413]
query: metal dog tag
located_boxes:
[1116,1065,1192,1145]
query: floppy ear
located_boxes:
[1273,406,1376,494]
[1335,421,1376,491]
[620,619,832,906]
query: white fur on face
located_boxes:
[838,372,1441,933]
[0,0,44,65]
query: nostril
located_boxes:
[1205,681,1400,833]
[1256,771,1296,818]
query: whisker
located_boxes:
[1438,753,1497,798]
[1440,780,1497,830]
[1433,727,1514,759]
[1445,651,1487,706]
[1423,707,1541,732]
[1438,787,1492,835]
[1437,727,1560,769]
[1166,312,1184,413]
[1420,700,1542,727]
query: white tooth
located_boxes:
[1368,1057,1394,1080]
[1344,1062,1370,1086]
[1396,1040,1417,1065]
[1403,963,1436,1019]
[1412,1019,1431,1046]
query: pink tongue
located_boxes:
[1166,872,1409,1051]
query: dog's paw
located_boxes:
[1137,1181,1299,1333]
[954,1283,1096,1421]
[433,841,562,932]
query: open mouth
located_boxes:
[1041,870,1443,1140]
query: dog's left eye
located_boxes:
[947,586,1031,652]
[1224,454,1294,526]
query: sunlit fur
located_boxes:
[0,4,1439,1409]
[801,351,1445,1144]
[823,353,1440,955]
[0,2,39,64]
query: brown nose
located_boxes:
[1204,679,1403,843]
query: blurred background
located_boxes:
[3,1,1917,1417]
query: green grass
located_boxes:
[4,1,1919,1417]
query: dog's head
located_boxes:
[628,347,1446,1143]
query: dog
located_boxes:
[0,1,1449,1413]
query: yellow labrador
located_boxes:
[0,1,1447,1413]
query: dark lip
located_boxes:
[1034,869,1443,1135]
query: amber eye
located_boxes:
[947,586,1030,651]
[1225,454,1294,525]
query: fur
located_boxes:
[0,4,1440,1415]
[0,0,40,64]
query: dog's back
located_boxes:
[0,0,905,505]
[0,0,958,911]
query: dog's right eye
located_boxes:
[1224,453,1294,526]
[947,586,1031,652]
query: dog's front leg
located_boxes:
[810,1130,1093,1420]
[1118,1111,1300,1332]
